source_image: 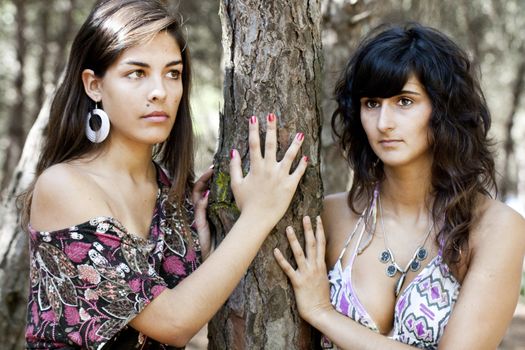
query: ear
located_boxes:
[81,69,103,102]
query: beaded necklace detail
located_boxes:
[378,193,433,297]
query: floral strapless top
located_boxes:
[26,164,201,350]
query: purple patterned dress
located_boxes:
[25,164,201,349]
[323,203,460,349]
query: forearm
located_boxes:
[131,212,275,345]
[173,212,273,323]
[310,308,415,350]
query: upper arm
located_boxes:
[322,192,352,266]
[30,164,111,231]
[321,194,343,246]
[439,201,525,349]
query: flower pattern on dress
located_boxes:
[26,164,201,350]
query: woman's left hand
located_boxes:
[274,216,333,324]
[192,166,214,260]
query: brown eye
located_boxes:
[398,98,413,107]
[127,70,145,79]
[167,70,181,79]
[364,99,380,109]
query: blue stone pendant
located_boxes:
[416,247,428,261]
[410,259,421,272]
[379,249,391,263]
[386,264,397,277]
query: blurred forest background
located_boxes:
[0,0,523,348]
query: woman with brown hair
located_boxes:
[24,0,307,348]
[275,23,525,349]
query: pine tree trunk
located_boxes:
[207,1,323,349]
[0,98,51,349]
[1,0,28,192]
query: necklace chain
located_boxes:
[378,193,433,297]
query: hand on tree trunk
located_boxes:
[274,215,333,325]
[230,113,308,228]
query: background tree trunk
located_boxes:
[1,0,27,191]
[207,0,323,349]
[34,0,51,116]
[0,98,50,350]
[53,0,77,79]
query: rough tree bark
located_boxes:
[0,98,51,350]
[207,1,323,349]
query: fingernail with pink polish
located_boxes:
[296,133,304,141]
[230,149,235,159]
[203,190,210,198]
[250,115,257,124]
[303,156,309,162]
[268,113,275,122]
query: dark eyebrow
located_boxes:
[399,90,421,96]
[122,60,183,68]
[165,60,183,67]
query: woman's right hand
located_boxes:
[274,216,333,325]
[229,113,307,225]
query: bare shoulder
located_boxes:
[322,193,348,230]
[471,196,525,257]
[31,163,111,231]
[323,192,348,215]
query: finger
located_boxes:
[193,190,210,230]
[264,113,277,162]
[248,115,262,164]
[303,216,316,261]
[280,132,304,171]
[315,216,327,266]
[273,248,297,281]
[229,149,243,188]
[290,155,308,184]
[286,226,307,270]
[192,167,214,203]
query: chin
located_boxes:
[140,133,172,145]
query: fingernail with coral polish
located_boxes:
[296,133,304,142]
[230,149,235,159]
[268,113,275,122]
[250,115,257,124]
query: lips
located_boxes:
[142,111,169,121]
[379,139,402,146]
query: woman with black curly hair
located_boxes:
[275,23,525,349]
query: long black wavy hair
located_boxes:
[332,23,496,267]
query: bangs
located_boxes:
[350,25,427,100]
[354,47,414,99]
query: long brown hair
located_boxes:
[332,23,496,267]
[22,0,194,226]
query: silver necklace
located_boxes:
[378,194,433,297]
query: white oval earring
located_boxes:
[85,103,110,143]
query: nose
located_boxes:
[377,104,395,132]
[147,76,167,102]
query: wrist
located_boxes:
[237,208,278,234]
[305,303,335,330]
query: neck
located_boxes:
[380,162,432,220]
[90,137,156,183]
